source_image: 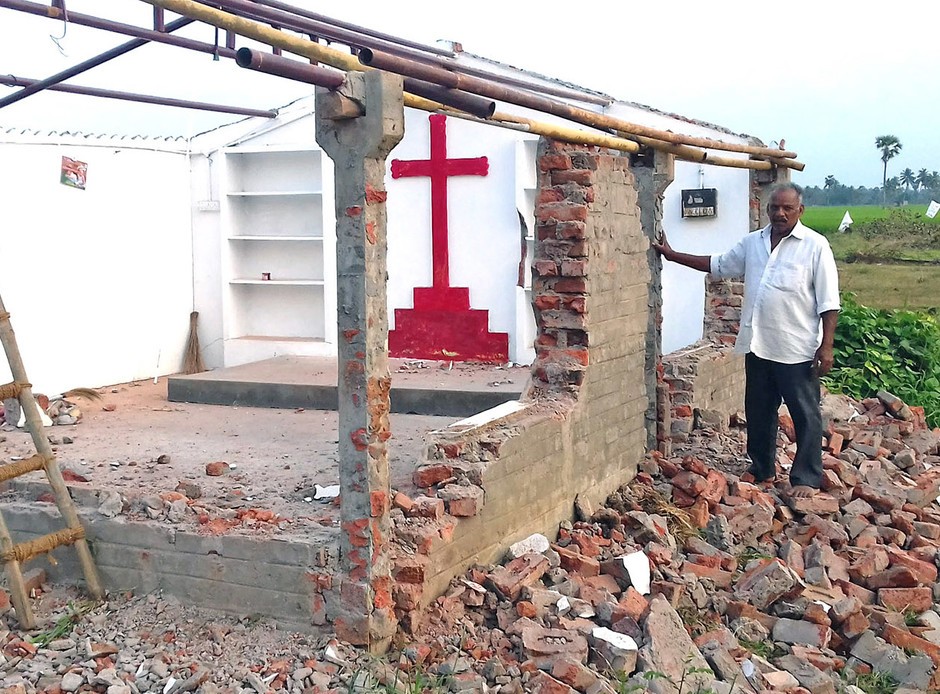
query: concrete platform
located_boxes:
[168,356,528,418]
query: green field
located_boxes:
[802,204,939,235]
[801,205,940,311]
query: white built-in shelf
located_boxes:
[227,191,321,197]
[229,236,322,242]
[230,279,325,286]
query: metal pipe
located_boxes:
[0,75,277,118]
[401,78,495,119]
[0,16,194,110]
[235,47,345,88]
[140,0,785,171]
[359,47,803,169]
[0,0,237,59]
[235,47,496,119]
[248,0,454,58]
[212,0,612,106]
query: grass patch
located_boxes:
[803,205,940,235]
[738,636,785,661]
[837,262,940,311]
[853,670,900,694]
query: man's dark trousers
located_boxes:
[744,352,823,488]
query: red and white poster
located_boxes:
[60,156,87,190]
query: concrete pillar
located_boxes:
[751,163,791,228]
[315,71,404,651]
[633,150,675,453]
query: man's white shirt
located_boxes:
[709,221,840,364]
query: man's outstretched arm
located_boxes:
[652,232,712,273]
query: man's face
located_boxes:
[767,189,804,235]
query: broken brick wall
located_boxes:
[400,140,649,615]
[661,165,781,442]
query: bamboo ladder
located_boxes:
[0,294,102,628]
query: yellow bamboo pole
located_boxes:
[0,299,103,614]
[139,0,790,171]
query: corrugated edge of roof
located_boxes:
[458,49,761,143]
[0,126,189,148]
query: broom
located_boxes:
[182,311,206,375]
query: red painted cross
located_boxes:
[391,114,488,289]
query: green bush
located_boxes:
[853,209,940,248]
[824,293,940,427]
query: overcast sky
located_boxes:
[1,1,937,188]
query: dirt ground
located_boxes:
[0,376,457,531]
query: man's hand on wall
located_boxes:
[651,232,673,261]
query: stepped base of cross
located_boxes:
[388,286,509,363]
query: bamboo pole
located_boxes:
[139,0,789,172]
[358,47,801,165]
[0,299,103,607]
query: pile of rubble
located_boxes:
[397,389,940,693]
[2,388,940,694]
[1,391,97,430]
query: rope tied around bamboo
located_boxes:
[0,527,86,564]
[0,382,30,400]
[0,454,47,483]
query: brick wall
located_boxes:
[396,141,649,623]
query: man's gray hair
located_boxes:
[768,182,804,204]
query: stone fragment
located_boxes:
[850,630,934,690]
[637,596,714,694]
[774,655,835,694]
[551,658,600,691]
[205,460,229,476]
[521,626,589,670]
[508,533,551,560]
[878,587,934,613]
[487,553,550,601]
[786,493,840,515]
[527,672,577,694]
[589,627,638,675]
[60,673,84,693]
[734,558,803,610]
[772,618,832,648]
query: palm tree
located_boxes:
[875,135,903,205]
[824,175,839,204]
[917,168,931,191]
[900,167,917,191]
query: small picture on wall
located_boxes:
[60,156,88,190]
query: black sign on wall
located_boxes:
[681,188,718,218]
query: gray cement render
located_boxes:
[1,501,332,633]
[316,71,404,648]
[634,151,675,450]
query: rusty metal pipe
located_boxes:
[401,78,495,119]
[0,75,277,118]
[0,0,237,59]
[358,47,803,166]
[0,16,194,110]
[248,0,454,57]
[206,0,611,108]
[244,0,611,105]
[235,48,496,119]
[235,47,345,88]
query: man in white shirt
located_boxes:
[653,183,840,499]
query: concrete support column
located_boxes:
[751,163,791,227]
[315,71,404,651]
[633,150,675,453]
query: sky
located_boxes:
[1,0,938,188]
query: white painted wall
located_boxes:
[386,110,522,341]
[604,104,753,353]
[0,136,193,393]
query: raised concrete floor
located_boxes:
[168,356,527,418]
